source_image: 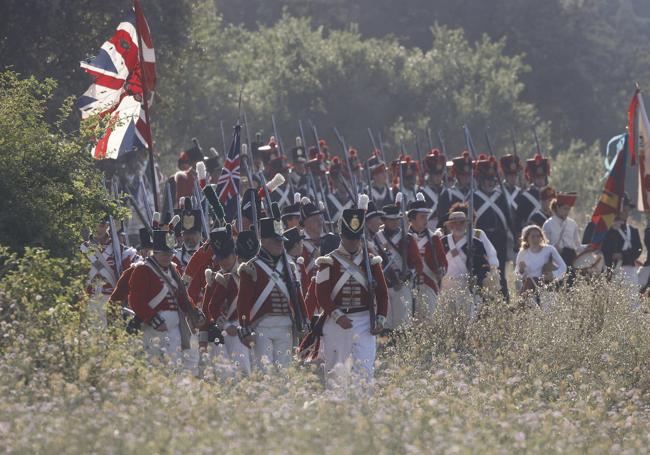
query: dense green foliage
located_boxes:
[0,72,114,256]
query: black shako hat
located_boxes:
[340,208,365,239]
[210,225,235,260]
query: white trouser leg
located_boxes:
[224,326,251,375]
[142,310,182,368]
[88,292,110,327]
[322,311,375,388]
[252,315,294,372]
[416,285,438,316]
[386,287,412,329]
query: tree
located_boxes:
[0,71,113,257]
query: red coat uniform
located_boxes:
[315,247,389,317]
[374,228,423,279]
[109,264,138,304]
[300,235,320,296]
[183,242,218,305]
[237,255,307,326]
[128,260,184,323]
[82,238,137,296]
[411,228,447,293]
[202,268,239,323]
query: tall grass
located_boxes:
[2,248,650,453]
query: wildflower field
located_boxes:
[2,249,650,454]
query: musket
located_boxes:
[398,160,415,315]
[220,121,227,156]
[484,129,517,241]
[437,130,449,187]
[258,172,307,332]
[192,137,210,238]
[108,176,124,275]
[426,128,434,151]
[533,127,542,156]
[271,114,284,157]
[510,128,525,188]
[367,128,380,160]
[377,130,386,162]
[359,194,377,331]
[415,132,425,187]
[299,120,331,232]
[463,125,477,283]
[365,158,375,205]
[333,127,359,202]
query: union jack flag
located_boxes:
[78,0,156,160]
[215,124,242,222]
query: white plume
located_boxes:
[296,136,302,147]
[294,193,302,204]
[169,214,181,227]
[153,212,161,223]
[416,192,425,202]
[301,196,311,205]
[396,192,404,205]
[296,256,305,265]
[267,173,286,192]
[205,268,214,285]
[319,201,325,211]
[358,193,369,211]
[241,143,248,155]
[178,197,185,208]
[196,161,207,180]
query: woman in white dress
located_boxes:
[515,225,567,310]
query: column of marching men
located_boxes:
[84,134,650,385]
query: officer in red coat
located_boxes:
[316,198,389,386]
[237,216,308,372]
[129,222,195,367]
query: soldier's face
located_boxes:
[366,217,382,233]
[154,251,174,267]
[242,217,253,231]
[218,254,236,272]
[287,240,303,257]
[533,175,546,187]
[303,215,322,235]
[262,237,284,257]
[295,162,306,173]
[505,173,517,186]
[374,171,387,185]
[341,237,361,253]
[383,218,400,231]
[429,173,443,186]
[556,204,571,219]
[95,222,109,239]
[480,178,496,193]
[283,216,300,230]
[457,174,470,187]
[183,230,201,249]
[448,220,466,235]
[410,213,428,232]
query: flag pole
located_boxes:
[133,0,159,212]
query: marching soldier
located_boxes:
[326,157,354,221]
[374,193,423,330]
[129,217,201,368]
[303,233,340,320]
[172,141,203,206]
[281,193,302,229]
[299,197,324,294]
[81,217,138,324]
[288,137,310,195]
[420,149,449,230]
[391,156,419,203]
[202,225,251,375]
[109,227,152,308]
[408,193,448,314]
[237,216,307,372]
[203,147,222,184]
[365,201,384,255]
[530,186,556,228]
[316,199,389,386]
[367,152,393,208]
[473,156,512,298]
[172,197,203,275]
[500,154,523,258]
[347,148,366,194]
[442,151,473,224]
[515,153,551,232]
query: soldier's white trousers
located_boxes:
[88,292,110,326]
[142,310,183,367]
[252,315,293,372]
[322,311,376,388]
[415,285,438,317]
[386,286,413,329]
[223,326,252,375]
